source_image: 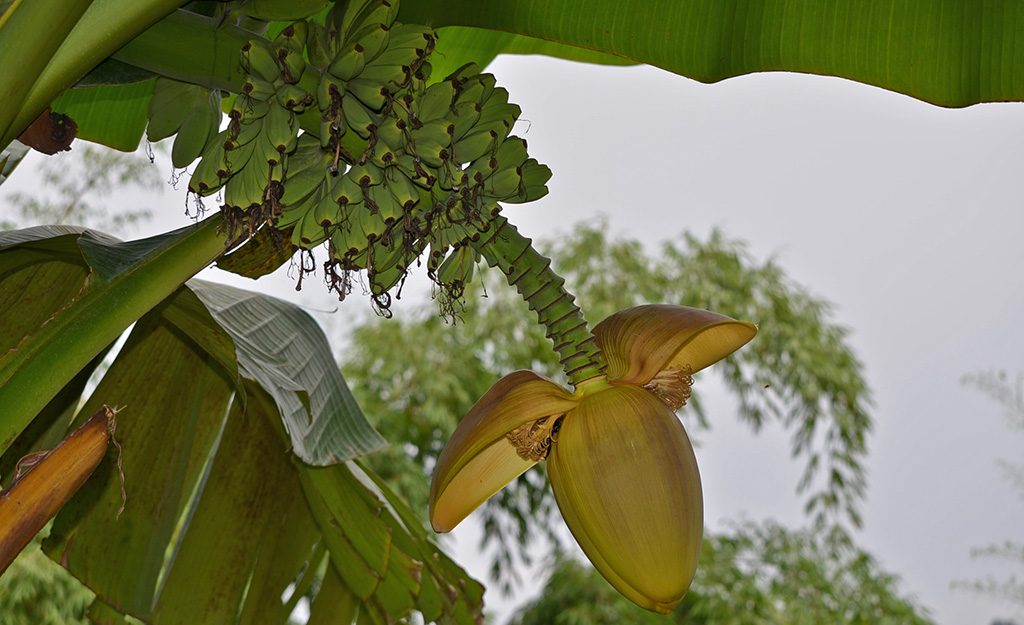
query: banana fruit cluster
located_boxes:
[160,0,552,309]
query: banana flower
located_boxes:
[429,304,757,613]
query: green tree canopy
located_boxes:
[511,520,935,625]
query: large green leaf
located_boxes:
[0,225,480,623]
[0,218,229,455]
[402,0,1024,107]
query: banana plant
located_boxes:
[0,226,483,624]
[0,0,1014,621]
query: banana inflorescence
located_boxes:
[147,0,552,314]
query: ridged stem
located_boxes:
[470,215,605,388]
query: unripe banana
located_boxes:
[384,169,420,210]
[452,129,496,165]
[232,93,273,120]
[278,47,307,84]
[414,81,455,123]
[435,244,477,287]
[277,83,312,111]
[443,62,482,83]
[502,158,551,203]
[147,78,203,143]
[328,42,367,81]
[280,162,331,207]
[224,115,263,150]
[349,22,391,63]
[342,95,378,139]
[474,101,520,140]
[241,40,283,83]
[395,153,436,189]
[241,75,278,101]
[262,102,299,155]
[413,136,449,169]
[481,165,523,200]
[447,100,482,142]
[347,161,384,188]
[375,116,407,150]
[368,257,407,296]
[171,102,217,168]
[368,44,424,70]
[356,0,400,30]
[312,189,345,228]
[346,77,389,111]
[368,143,398,169]
[223,153,271,209]
[329,166,359,203]
[306,20,334,68]
[329,215,364,258]
[357,204,387,243]
[320,114,347,150]
[451,72,495,108]
[189,133,233,195]
[493,136,529,170]
[274,21,308,54]
[364,183,401,225]
[384,23,436,54]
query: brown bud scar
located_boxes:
[643,364,694,411]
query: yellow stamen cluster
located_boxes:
[642,365,694,411]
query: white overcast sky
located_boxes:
[6,52,1024,625]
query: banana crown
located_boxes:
[428,305,757,613]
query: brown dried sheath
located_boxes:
[0,406,112,575]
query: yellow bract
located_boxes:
[548,384,703,613]
[429,370,577,533]
[428,305,757,612]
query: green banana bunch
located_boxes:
[179,0,554,311]
[146,78,223,169]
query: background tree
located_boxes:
[344,222,872,587]
[0,145,159,231]
[956,370,1024,620]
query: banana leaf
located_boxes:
[0,225,481,623]
[403,0,1024,108]
[36,0,1024,152]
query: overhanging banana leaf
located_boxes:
[41,0,1024,151]
[402,0,1024,108]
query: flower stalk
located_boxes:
[471,215,606,386]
